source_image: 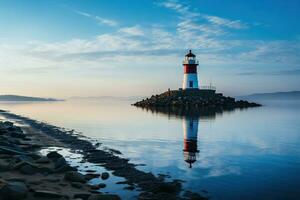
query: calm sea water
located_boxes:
[0,99,299,200]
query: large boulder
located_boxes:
[46,151,63,161]
[0,181,28,200]
[64,171,86,183]
[54,157,67,169]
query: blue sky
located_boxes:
[0,0,299,97]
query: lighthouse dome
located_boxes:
[185,50,196,57]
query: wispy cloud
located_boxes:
[75,10,118,27]
[203,15,248,29]
[119,26,144,36]
[237,69,300,76]
[95,16,118,27]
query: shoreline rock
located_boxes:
[0,120,120,200]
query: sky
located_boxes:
[0,0,299,98]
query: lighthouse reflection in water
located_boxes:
[182,117,199,168]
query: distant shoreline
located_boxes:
[236,91,300,101]
[0,95,63,102]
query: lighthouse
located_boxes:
[182,50,199,90]
[183,117,199,168]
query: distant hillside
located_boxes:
[237,91,300,101]
[0,95,60,101]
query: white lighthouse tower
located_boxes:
[182,50,199,90]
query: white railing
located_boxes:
[200,85,216,90]
[182,60,199,64]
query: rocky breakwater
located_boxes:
[0,121,120,200]
[133,89,261,109]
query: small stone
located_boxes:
[13,155,34,163]
[35,156,50,164]
[65,171,86,183]
[90,185,100,190]
[98,183,106,188]
[0,181,28,200]
[84,173,100,181]
[89,190,101,194]
[124,185,135,190]
[88,194,121,200]
[74,193,91,200]
[27,180,42,185]
[42,178,60,183]
[34,190,64,198]
[20,164,36,175]
[0,160,9,172]
[55,164,77,173]
[71,182,83,189]
[101,172,109,180]
[6,178,26,182]
[85,169,96,173]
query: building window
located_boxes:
[189,81,193,88]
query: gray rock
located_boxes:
[71,182,83,189]
[35,156,50,164]
[20,164,36,175]
[90,185,100,190]
[98,183,106,188]
[0,160,9,172]
[88,194,121,200]
[0,181,28,200]
[101,172,109,180]
[6,178,26,182]
[90,183,106,190]
[124,185,135,190]
[42,178,60,183]
[64,171,86,183]
[74,193,91,200]
[13,155,34,163]
[55,164,77,173]
[54,157,67,169]
[34,190,65,198]
[84,173,100,181]
[0,146,29,155]
[38,166,54,174]
[27,180,42,185]
[46,151,62,160]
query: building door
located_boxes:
[189,81,193,88]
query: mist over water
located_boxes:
[0,99,299,200]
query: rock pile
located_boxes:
[133,89,261,109]
[0,121,120,200]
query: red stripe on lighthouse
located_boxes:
[184,65,197,74]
